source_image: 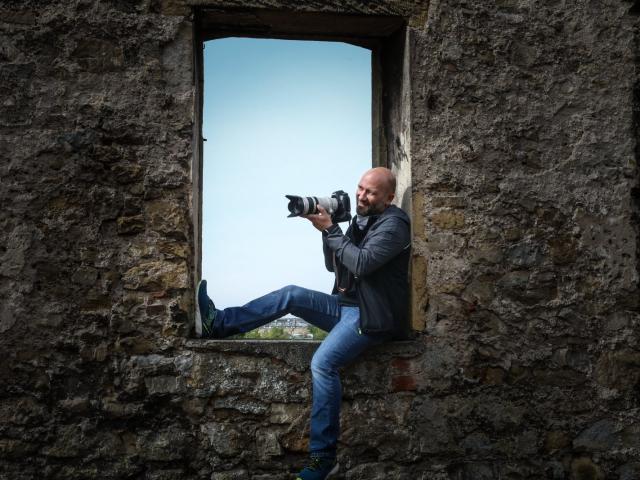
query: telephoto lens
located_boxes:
[285,191,351,223]
[285,195,321,217]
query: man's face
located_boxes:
[356,172,394,216]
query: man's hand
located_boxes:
[302,205,334,232]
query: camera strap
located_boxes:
[333,253,353,293]
[333,216,376,294]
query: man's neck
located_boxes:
[355,214,370,229]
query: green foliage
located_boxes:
[264,327,288,339]
[237,330,263,339]
[235,327,291,340]
[233,321,329,340]
[308,325,328,340]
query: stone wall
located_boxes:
[1,0,640,479]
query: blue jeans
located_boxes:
[214,285,385,457]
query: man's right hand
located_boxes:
[303,205,334,232]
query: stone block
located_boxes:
[0,439,38,459]
[0,299,17,334]
[42,424,89,458]
[116,335,157,354]
[256,429,282,459]
[51,465,100,480]
[618,462,640,480]
[411,253,428,330]
[483,367,506,385]
[430,210,465,230]
[145,375,186,395]
[545,431,571,452]
[117,214,145,235]
[447,462,498,480]
[201,423,246,458]
[269,403,305,424]
[146,303,167,316]
[494,430,538,456]
[137,428,189,461]
[71,38,124,72]
[100,398,144,418]
[211,470,249,480]
[0,396,47,425]
[462,274,497,305]
[122,260,189,291]
[145,199,188,239]
[147,469,189,480]
[505,240,544,268]
[343,358,389,395]
[432,195,466,208]
[129,353,177,371]
[570,457,604,480]
[532,367,586,387]
[213,396,268,415]
[280,413,309,453]
[159,241,190,259]
[181,397,207,416]
[412,192,426,237]
[573,419,618,452]
[345,463,408,480]
[158,0,190,16]
[461,431,492,454]
[407,398,453,454]
[111,162,144,184]
[71,266,99,286]
[548,234,578,265]
[474,396,526,432]
[595,350,640,390]
[58,396,91,413]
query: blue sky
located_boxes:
[201,38,371,308]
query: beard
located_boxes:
[356,202,386,216]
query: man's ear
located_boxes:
[386,192,395,206]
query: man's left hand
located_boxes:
[303,205,334,231]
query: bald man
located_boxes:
[196,167,411,480]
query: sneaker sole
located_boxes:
[326,463,339,479]
[295,463,339,480]
[195,279,206,337]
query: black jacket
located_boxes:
[322,205,411,338]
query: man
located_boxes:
[196,167,411,480]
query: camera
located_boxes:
[285,190,352,223]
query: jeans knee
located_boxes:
[311,349,334,378]
[282,284,305,303]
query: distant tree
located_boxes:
[308,326,328,340]
[233,325,319,340]
[265,326,289,339]
[239,330,263,339]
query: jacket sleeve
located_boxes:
[322,232,337,272]
[324,217,410,277]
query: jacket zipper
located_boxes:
[333,253,363,335]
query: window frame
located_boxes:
[192,8,419,331]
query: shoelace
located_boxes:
[308,458,322,471]
[206,300,217,322]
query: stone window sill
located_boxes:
[183,338,425,367]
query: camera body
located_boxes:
[286,190,352,224]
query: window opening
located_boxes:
[201,37,371,339]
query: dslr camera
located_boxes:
[286,190,351,224]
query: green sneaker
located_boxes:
[295,456,338,480]
[195,279,217,338]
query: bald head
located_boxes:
[356,167,396,216]
[363,167,396,196]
